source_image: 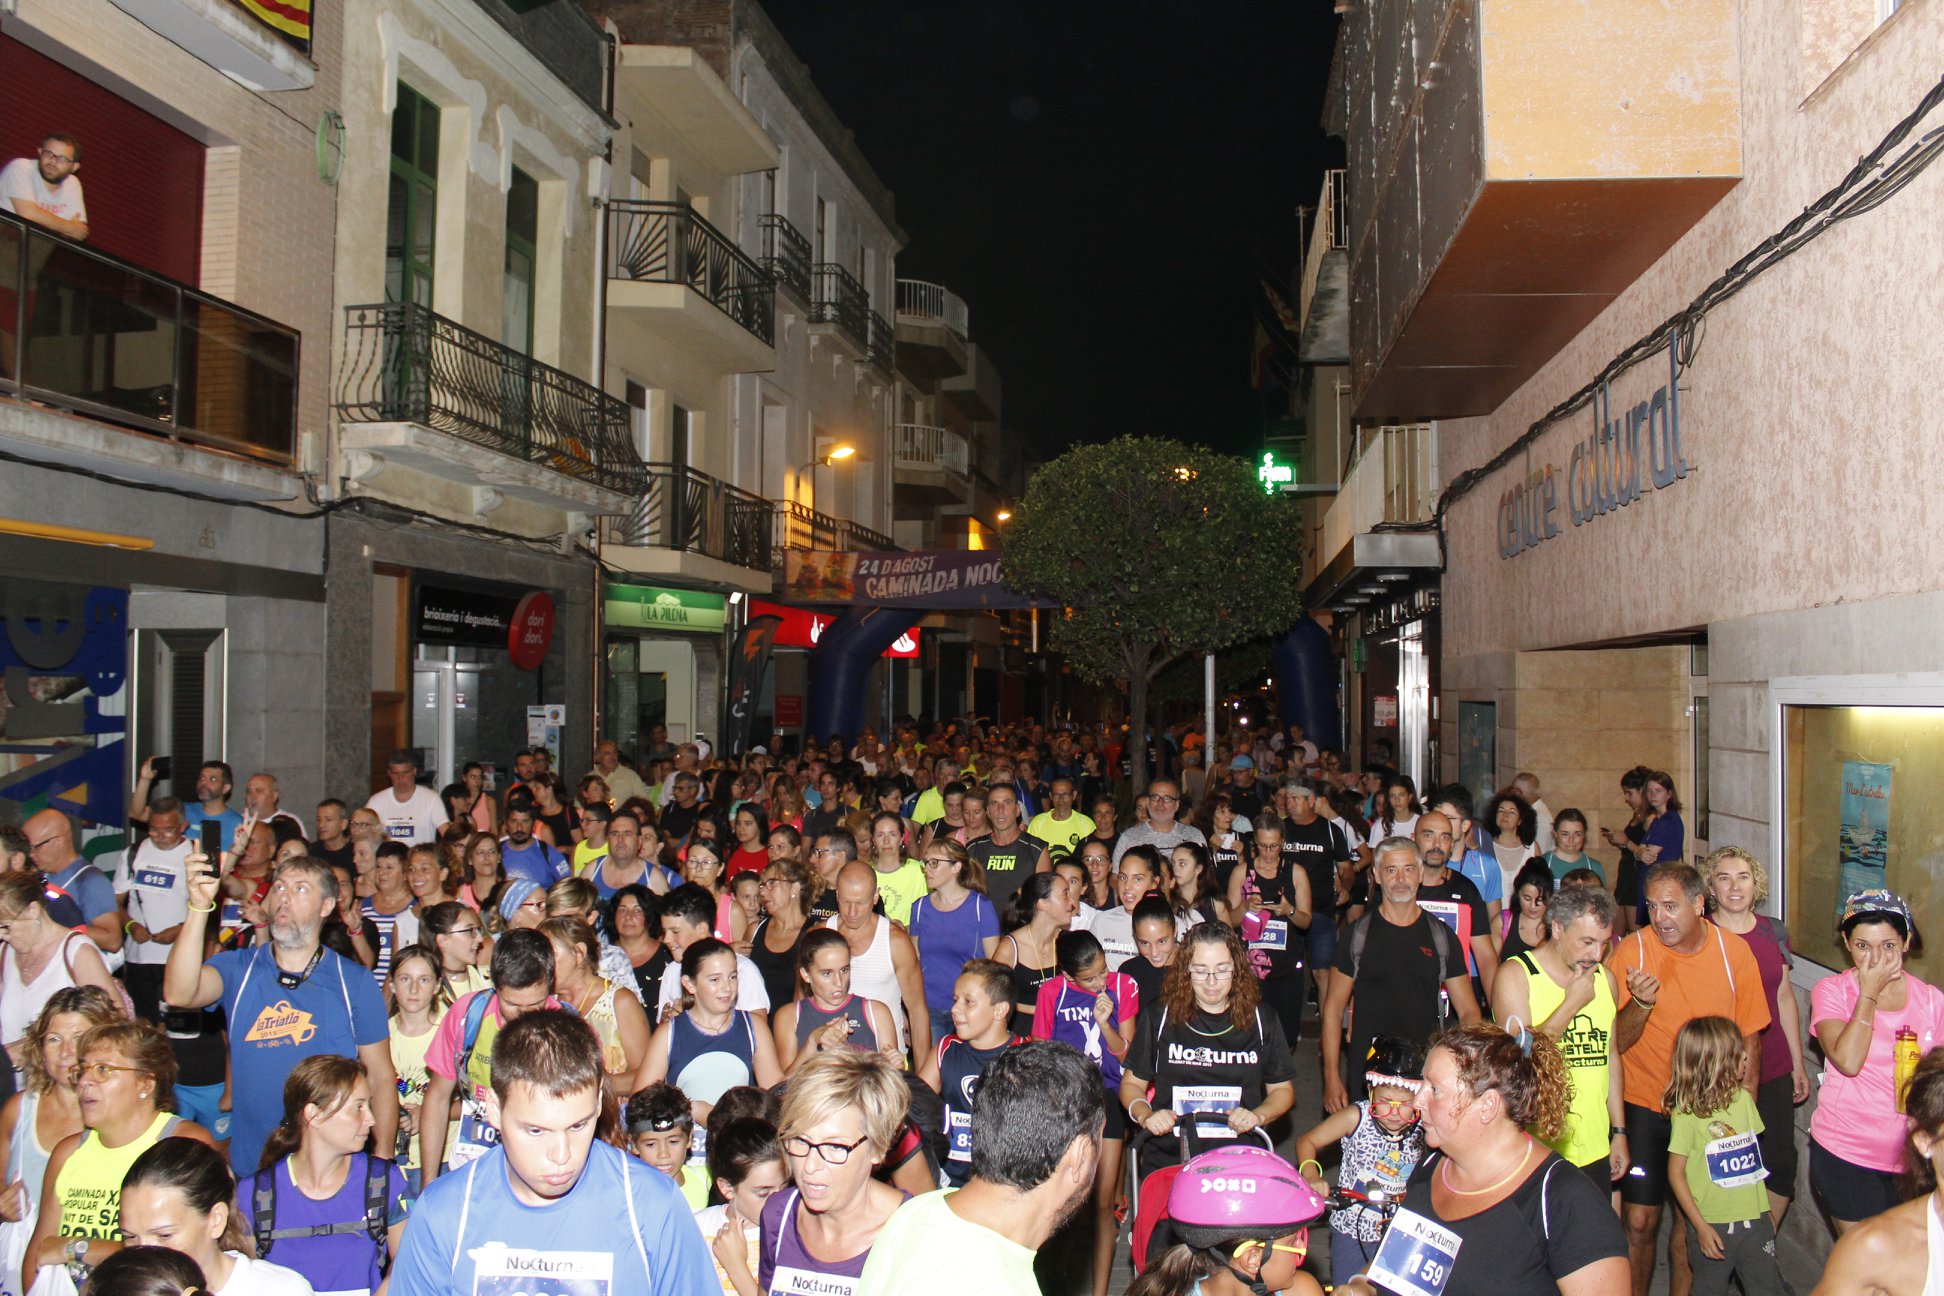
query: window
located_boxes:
[386,83,439,307]
[502,167,537,354]
[1783,703,1944,978]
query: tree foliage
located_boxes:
[1003,437,1305,790]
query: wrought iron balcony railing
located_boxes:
[760,214,811,299]
[601,462,773,571]
[336,301,642,495]
[772,499,897,554]
[810,263,870,351]
[0,208,299,463]
[868,309,894,376]
[608,200,774,347]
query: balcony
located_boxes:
[1337,0,1740,419]
[894,279,969,382]
[940,342,1002,421]
[335,301,639,515]
[107,0,314,90]
[868,309,895,378]
[613,46,777,178]
[1297,169,1349,365]
[607,201,775,375]
[0,210,302,500]
[809,264,870,358]
[892,423,972,504]
[600,463,773,585]
[760,215,812,302]
[1305,424,1441,611]
[773,501,897,554]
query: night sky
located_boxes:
[758,1,1341,458]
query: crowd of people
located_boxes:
[0,717,1932,1296]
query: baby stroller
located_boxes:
[1133,1142,1330,1283]
[1128,1114,1279,1274]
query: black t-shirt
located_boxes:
[1236,861,1304,976]
[967,832,1048,913]
[1400,1151,1627,1296]
[1281,815,1347,917]
[1335,909,1468,1060]
[310,839,355,872]
[1415,871,1489,978]
[1226,785,1265,822]
[1125,954,1169,1012]
[1126,1001,1296,1165]
[659,800,703,844]
[1207,830,1249,898]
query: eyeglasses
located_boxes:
[445,926,483,938]
[1369,1098,1416,1117]
[921,858,956,868]
[37,149,75,164]
[72,1062,148,1082]
[26,836,59,852]
[783,1134,871,1165]
[1189,966,1236,981]
[1149,795,1179,804]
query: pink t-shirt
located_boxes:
[1809,969,1944,1171]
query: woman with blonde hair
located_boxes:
[1385,1022,1628,1296]
[537,917,648,1082]
[25,1022,213,1293]
[713,1051,907,1296]
[0,875,120,1071]
[0,989,121,1296]
[1702,846,1807,1227]
[235,1057,406,1296]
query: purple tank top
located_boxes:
[758,1187,884,1296]
[792,994,880,1053]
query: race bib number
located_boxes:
[1703,1131,1768,1189]
[1367,1208,1462,1296]
[1175,1084,1242,1139]
[134,867,177,891]
[1250,919,1289,952]
[1417,900,1462,936]
[947,1109,973,1161]
[471,1245,612,1296]
[770,1266,859,1296]
[450,1101,501,1167]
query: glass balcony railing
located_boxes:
[335,301,642,495]
[0,210,299,463]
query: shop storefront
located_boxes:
[408,580,561,787]
[603,583,729,754]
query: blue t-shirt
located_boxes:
[1453,848,1503,904]
[909,893,1000,1013]
[499,839,568,889]
[389,1141,713,1296]
[45,858,117,923]
[210,944,391,1174]
[237,1153,408,1296]
[188,808,245,859]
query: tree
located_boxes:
[1003,436,1306,794]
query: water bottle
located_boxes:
[1895,1026,1921,1113]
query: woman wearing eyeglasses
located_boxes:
[906,840,1000,1048]
[715,1050,908,1296]
[24,1022,214,1293]
[1118,922,1294,1177]
[749,861,812,1012]
[418,901,489,1000]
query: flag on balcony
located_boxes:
[1250,322,1278,390]
[1261,278,1300,335]
[228,0,312,52]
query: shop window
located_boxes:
[1783,704,1944,978]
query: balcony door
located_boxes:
[386,82,438,308]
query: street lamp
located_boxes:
[996,509,1012,523]
[804,443,856,472]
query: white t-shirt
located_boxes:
[0,158,86,225]
[1365,813,1419,849]
[363,785,449,845]
[112,838,191,966]
[1531,798,1556,855]
[656,954,771,1021]
[218,1252,314,1296]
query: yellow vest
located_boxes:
[1516,951,1615,1167]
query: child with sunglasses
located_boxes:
[1292,1035,1427,1290]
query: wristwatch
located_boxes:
[64,1240,88,1265]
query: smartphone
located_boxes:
[201,820,223,858]
[151,756,173,781]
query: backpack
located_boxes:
[453,989,496,1079]
[252,1152,393,1263]
[1346,909,1457,1025]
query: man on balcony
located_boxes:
[1,134,88,242]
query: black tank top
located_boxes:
[1006,934,1056,1031]
[750,917,803,1011]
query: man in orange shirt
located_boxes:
[1610,861,1769,1296]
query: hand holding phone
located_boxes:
[185,847,220,912]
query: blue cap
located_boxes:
[1230,754,1255,770]
[499,878,541,922]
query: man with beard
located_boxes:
[1410,810,1501,1003]
[1492,879,1629,1189]
[857,1040,1105,1296]
[499,803,568,888]
[164,852,397,1174]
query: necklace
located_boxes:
[1439,1138,1535,1196]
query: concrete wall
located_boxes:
[1436,0,1944,660]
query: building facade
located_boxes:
[1332,0,1944,1261]
[0,0,336,822]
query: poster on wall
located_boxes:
[0,579,128,829]
[526,704,564,771]
[1838,759,1892,914]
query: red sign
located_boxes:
[508,592,556,670]
[775,694,803,726]
[750,601,920,659]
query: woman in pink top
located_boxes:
[1811,889,1944,1233]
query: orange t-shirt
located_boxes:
[1608,921,1771,1111]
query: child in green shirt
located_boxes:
[1666,1016,1784,1296]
